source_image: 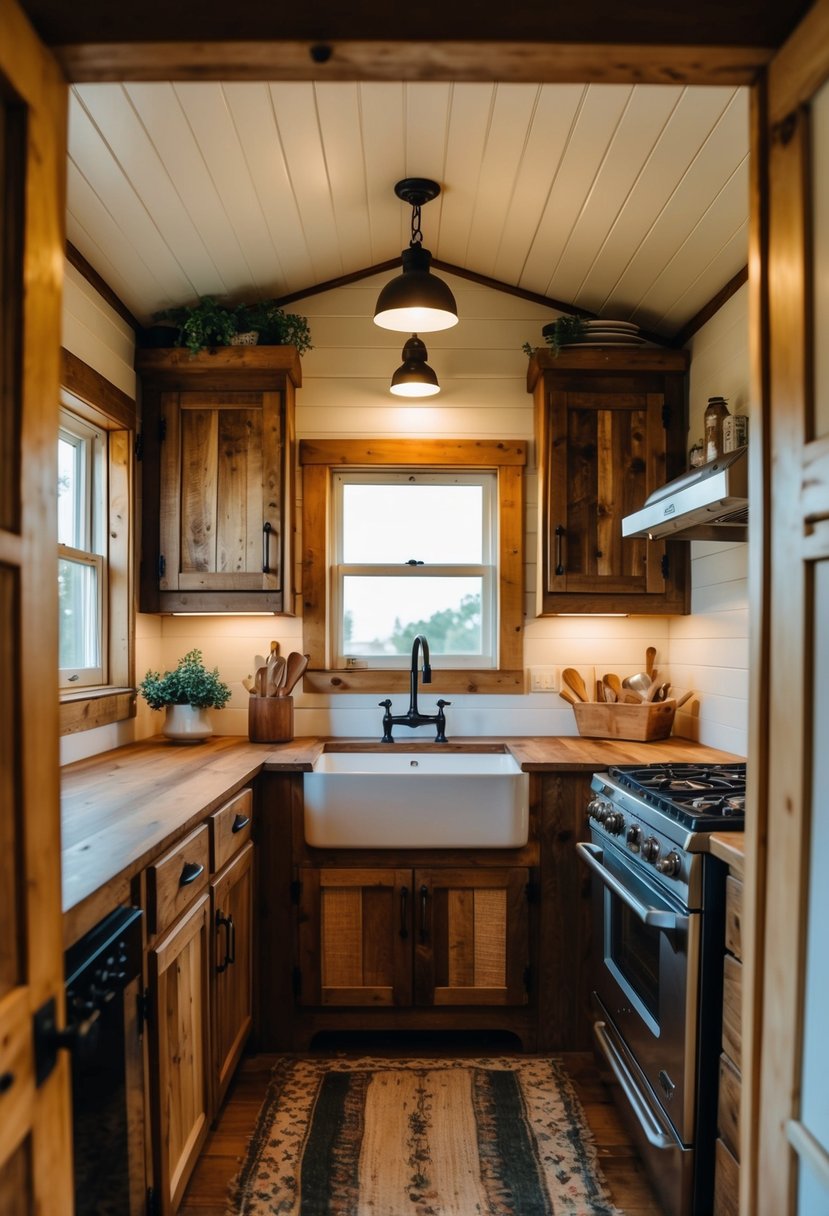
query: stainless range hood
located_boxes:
[622,447,748,542]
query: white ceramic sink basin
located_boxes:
[303,750,529,848]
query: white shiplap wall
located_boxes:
[60,267,162,764]
[60,267,750,759]
[671,283,750,755]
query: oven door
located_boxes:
[577,836,700,1143]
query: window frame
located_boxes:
[58,408,107,688]
[331,468,498,669]
[58,349,137,736]
[299,439,526,695]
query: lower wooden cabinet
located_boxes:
[297,865,530,1009]
[211,841,254,1108]
[147,893,212,1216]
[714,872,743,1216]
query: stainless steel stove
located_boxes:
[577,761,745,1216]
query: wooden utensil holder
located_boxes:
[572,699,676,742]
[248,695,294,743]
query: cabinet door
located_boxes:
[532,351,688,614]
[297,867,412,1007]
[211,842,254,1110]
[159,390,283,594]
[148,893,211,1216]
[415,868,529,1006]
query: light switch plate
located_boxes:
[528,665,559,693]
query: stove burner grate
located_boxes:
[607,762,747,828]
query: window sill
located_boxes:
[303,669,524,695]
[59,687,136,736]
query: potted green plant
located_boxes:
[523,314,587,358]
[138,648,231,742]
[148,295,312,356]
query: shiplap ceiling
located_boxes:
[67,81,749,338]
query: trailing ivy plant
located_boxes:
[138,649,232,710]
[523,314,588,358]
[153,295,313,357]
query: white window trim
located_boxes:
[330,469,498,670]
[58,408,109,691]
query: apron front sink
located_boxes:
[302,750,529,848]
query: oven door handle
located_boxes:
[593,1020,678,1150]
[576,842,688,931]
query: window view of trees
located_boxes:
[343,592,482,655]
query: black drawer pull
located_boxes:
[179,861,204,886]
[232,813,250,833]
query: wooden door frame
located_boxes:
[13,0,826,1209]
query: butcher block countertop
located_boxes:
[707,831,746,876]
[61,733,742,945]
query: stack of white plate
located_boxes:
[568,319,646,346]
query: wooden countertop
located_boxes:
[707,831,746,877]
[61,733,743,944]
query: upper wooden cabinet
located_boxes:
[528,348,689,615]
[136,347,300,613]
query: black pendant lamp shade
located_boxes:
[389,334,440,398]
[374,178,458,333]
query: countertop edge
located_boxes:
[61,734,745,942]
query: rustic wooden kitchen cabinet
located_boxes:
[714,869,743,1216]
[296,864,530,1010]
[528,347,689,614]
[136,347,300,613]
[143,790,254,1214]
[208,791,254,1114]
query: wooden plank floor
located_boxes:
[180,1048,664,1215]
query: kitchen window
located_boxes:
[57,350,136,734]
[332,470,496,669]
[300,439,526,694]
[58,410,106,687]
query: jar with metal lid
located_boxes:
[704,396,730,462]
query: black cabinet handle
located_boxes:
[179,861,204,887]
[419,885,429,942]
[400,885,409,939]
[555,524,566,576]
[262,521,272,573]
[216,910,232,973]
[227,915,236,966]
[232,813,250,834]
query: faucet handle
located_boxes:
[378,698,392,708]
[436,699,452,708]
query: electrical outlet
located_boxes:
[528,666,559,693]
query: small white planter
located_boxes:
[162,704,213,743]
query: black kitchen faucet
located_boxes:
[378,634,451,743]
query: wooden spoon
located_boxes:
[280,651,309,696]
[675,689,695,708]
[603,673,623,701]
[646,646,657,677]
[558,688,578,706]
[562,667,589,702]
[267,655,287,696]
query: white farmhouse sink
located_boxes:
[303,750,529,848]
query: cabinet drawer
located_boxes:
[718,1051,741,1161]
[210,788,253,872]
[725,875,743,961]
[148,824,210,936]
[713,1136,740,1216]
[722,952,743,1070]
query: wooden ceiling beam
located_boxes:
[52,40,773,86]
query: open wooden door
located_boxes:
[0,0,71,1210]
[745,1,829,1212]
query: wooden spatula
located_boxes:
[646,646,657,677]
[562,667,589,702]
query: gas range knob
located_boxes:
[587,798,610,823]
[641,836,661,863]
[656,851,682,877]
[604,811,625,835]
[626,825,643,849]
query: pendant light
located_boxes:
[389,334,440,398]
[374,178,458,333]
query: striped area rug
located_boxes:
[228,1056,620,1215]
